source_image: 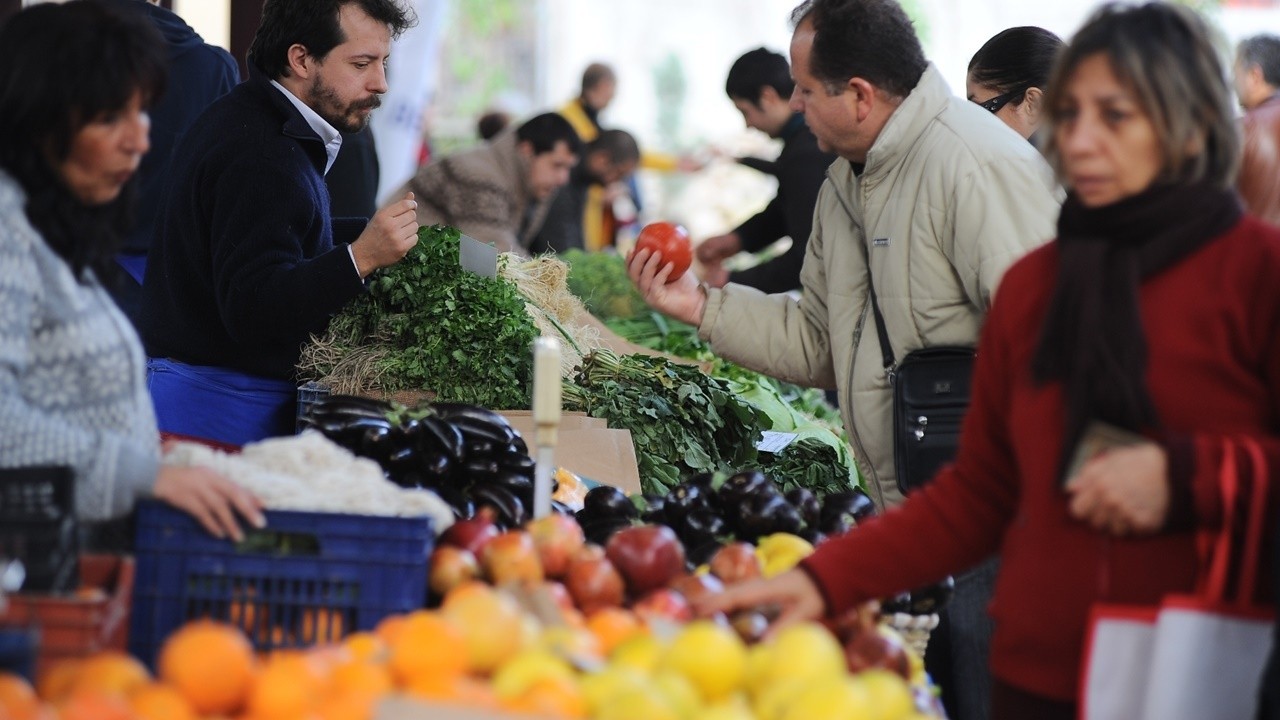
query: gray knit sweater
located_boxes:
[0,170,159,520]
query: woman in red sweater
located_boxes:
[703,4,1279,717]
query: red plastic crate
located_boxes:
[0,555,134,678]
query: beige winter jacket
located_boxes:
[393,129,550,255]
[699,65,1061,509]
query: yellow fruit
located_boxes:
[580,666,650,714]
[651,671,702,720]
[441,582,529,674]
[757,534,815,578]
[782,676,873,720]
[752,622,846,690]
[662,620,747,702]
[608,633,664,675]
[751,676,809,720]
[858,669,917,720]
[700,693,757,720]
[594,687,679,720]
[536,625,603,664]
[491,649,576,699]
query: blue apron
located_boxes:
[147,358,296,447]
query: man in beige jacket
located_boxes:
[628,1,1060,718]
[392,112,580,254]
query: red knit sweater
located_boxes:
[802,215,1280,701]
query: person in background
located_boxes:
[100,0,239,330]
[531,128,640,255]
[394,112,581,255]
[696,47,837,293]
[967,26,1064,144]
[1234,34,1280,226]
[628,2,1061,719]
[477,109,513,142]
[141,0,420,447]
[700,4,1279,718]
[0,0,261,540]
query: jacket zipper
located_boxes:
[826,167,889,510]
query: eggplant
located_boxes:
[679,507,726,549]
[577,514,632,546]
[465,440,498,458]
[509,436,529,455]
[430,483,474,519]
[462,458,501,480]
[418,416,464,462]
[469,484,527,528]
[686,540,722,568]
[582,486,638,521]
[453,417,517,446]
[662,483,708,525]
[907,576,955,615]
[359,425,395,460]
[387,446,419,475]
[488,470,534,496]
[433,404,513,430]
[880,591,913,615]
[420,452,453,482]
[784,488,822,529]
[798,526,827,547]
[310,396,395,421]
[819,490,876,535]
[496,452,536,475]
[717,470,771,507]
[767,502,805,536]
[640,494,667,524]
[735,493,791,542]
[685,472,716,492]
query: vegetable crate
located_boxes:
[0,466,78,593]
[296,381,332,432]
[128,501,433,668]
[0,554,134,679]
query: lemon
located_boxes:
[758,533,816,578]
[609,633,665,674]
[581,665,650,713]
[652,670,702,720]
[491,649,576,699]
[752,676,809,720]
[594,687,680,720]
[755,622,846,688]
[662,620,747,702]
[858,669,917,720]
[700,693,756,720]
[782,676,873,720]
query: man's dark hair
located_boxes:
[515,113,583,157]
[1239,34,1280,88]
[0,0,166,281]
[968,26,1064,97]
[789,0,927,99]
[589,129,640,165]
[248,0,415,79]
[477,110,511,141]
[726,48,795,106]
[580,63,616,96]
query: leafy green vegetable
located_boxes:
[563,250,649,321]
[302,225,539,409]
[563,349,766,495]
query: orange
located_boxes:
[387,611,468,686]
[441,582,528,674]
[329,660,392,702]
[0,672,40,720]
[586,607,647,656]
[69,651,150,698]
[245,651,325,720]
[341,632,386,664]
[299,608,347,644]
[35,659,82,702]
[158,620,256,716]
[404,673,499,710]
[505,675,587,719]
[316,691,378,720]
[129,683,196,720]
[57,689,135,720]
[373,615,407,646]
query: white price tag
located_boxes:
[756,431,799,454]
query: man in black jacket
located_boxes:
[102,0,240,328]
[696,47,836,294]
[140,0,418,445]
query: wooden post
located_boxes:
[229,0,266,79]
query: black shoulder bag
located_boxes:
[865,276,976,495]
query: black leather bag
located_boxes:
[866,280,976,495]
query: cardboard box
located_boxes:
[499,412,641,496]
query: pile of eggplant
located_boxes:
[301,395,551,527]
[574,469,879,567]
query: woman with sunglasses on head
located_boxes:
[0,1,262,541]
[968,26,1065,145]
[702,4,1279,717]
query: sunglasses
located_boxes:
[977,88,1025,114]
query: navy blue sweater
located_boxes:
[139,72,366,379]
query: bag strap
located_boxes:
[1203,437,1269,604]
[859,237,896,370]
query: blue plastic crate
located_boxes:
[295,382,332,433]
[128,501,432,667]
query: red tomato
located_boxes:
[635,222,692,282]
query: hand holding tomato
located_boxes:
[627,224,705,326]
[634,222,693,281]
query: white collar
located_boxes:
[270,79,343,175]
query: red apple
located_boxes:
[565,553,625,615]
[668,573,725,606]
[632,588,694,625]
[481,530,544,585]
[605,525,687,597]
[429,546,480,597]
[709,542,762,585]
[574,544,606,563]
[439,509,501,556]
[526,513,586,579]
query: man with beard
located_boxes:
[530,129,640,254]
[140,0,417,445]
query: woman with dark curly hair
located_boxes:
[0,0,262,540]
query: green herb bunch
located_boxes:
[563,349,765,495]
[315,225,538,409]
[563,249,649,321]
